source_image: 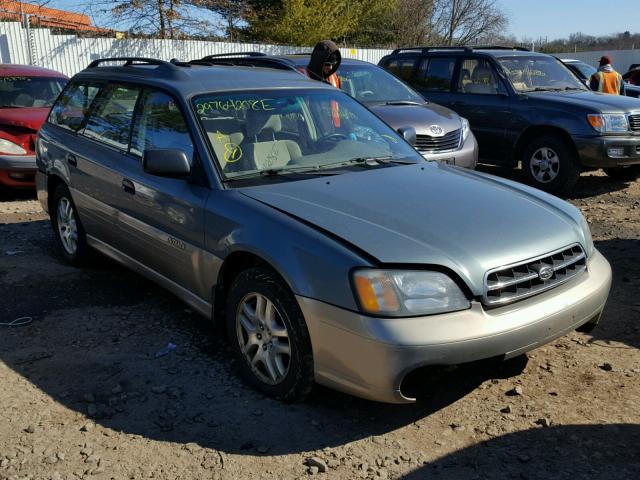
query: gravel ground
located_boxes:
[0,170,639,480]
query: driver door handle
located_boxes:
[122,178,135,195]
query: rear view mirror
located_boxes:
[397,126,417,146]
[143,149,191,177]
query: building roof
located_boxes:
[0,1,110,33]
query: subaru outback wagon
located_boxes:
[36,58,611,404]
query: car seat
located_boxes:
[201,117,246,169]
[243,111,302,170]
[465,66,498,94]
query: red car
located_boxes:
[0,64,67,188]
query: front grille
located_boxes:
[415,129,461,153]
[630,113,640,131]
[483,244,587,306]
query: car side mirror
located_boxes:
[143,149,191,177]
[397,126,417,146]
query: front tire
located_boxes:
[225,267,314,402]
[51,184,91,265]
[522,135,581,194]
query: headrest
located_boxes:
[472,67,494,83]
[246,111,282,138]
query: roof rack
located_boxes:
[87,57,181,70]
[201,52,266,60]
[191,56,300,72]
[390,45,529,55]
[471,45,530,51]
[391,47,472,54]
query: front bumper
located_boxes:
[574,135,640,168]
[0,154,37,187]
[420,132,478,169]
[297,249,611,404]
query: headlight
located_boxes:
[0,138,27,155]
[460,117,470,143]
[587,114,629,133]
[352,269,470,316]
[579,214,594,257]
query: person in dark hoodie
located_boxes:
[306,40,343,127]
[306,40,342,88]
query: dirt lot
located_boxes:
[1,170,639,480]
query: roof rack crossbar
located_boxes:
[191,56,299,72]
[201,52,266,60]
[87,57,180,70]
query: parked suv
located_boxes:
[195,53,477,169]
[37,58,611,404]
[380,47,640,191]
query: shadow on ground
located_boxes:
[475,164,633,199]
[401,423,640,479]
[0,220,528,456]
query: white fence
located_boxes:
[0,21,392,76]
[555,49,640,71]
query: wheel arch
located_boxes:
[514,125,578,164]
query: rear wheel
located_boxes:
[603,165,640,181]
[51,185,91,265]
[522,135,581,194]
[225,267,314,402]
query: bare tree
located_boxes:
[190,0,248,41]
[432,0,508,46]
[388,0,435,47]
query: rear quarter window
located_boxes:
[48,82,101,132]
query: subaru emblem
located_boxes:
[537,266,554,281]
[430,125,444,136]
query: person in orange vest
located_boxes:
[306,40,343,128]
[589,56,625,95]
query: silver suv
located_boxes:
[37,58,611,404]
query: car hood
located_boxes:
[239,163,587,296]
[528,90,640,112]
[0,108,49,132]
[367,102,462,134]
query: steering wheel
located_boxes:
[358,90,375,99]
[318,133,349,146]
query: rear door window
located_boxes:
[130,89,193,160]
[385,58,417,82]
[415,57,457,92]
[48,82,101,132]
[82,84,141,150]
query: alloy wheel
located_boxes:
[236,292,291,385]
[530,147,560,183]
[57,197,78,255]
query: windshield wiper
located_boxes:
[384,100,426,106]
[348,156,417,165]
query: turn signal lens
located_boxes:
[587,114,604,130]
[353,272,400,314]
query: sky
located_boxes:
[499,0,640,40]
[41,0,640,41]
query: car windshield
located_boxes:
[498,56,587,92]
[192,89,422,180]
[569,61,597,79]
[0,76,66,108]
[336,64,425,104]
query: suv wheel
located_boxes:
[603,165,640,181]
[522,135,580,194]
[51,185,91,265]
[226,267,314,402]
